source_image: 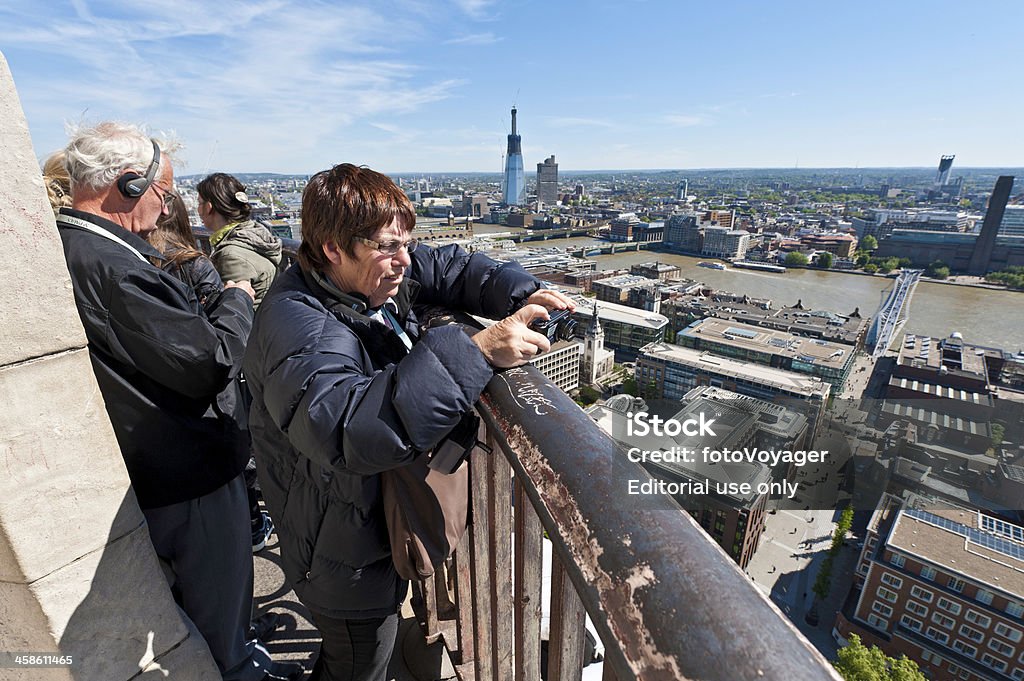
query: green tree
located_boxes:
[860,235,878,251]
[834,634,926,681]
[785,251,809,267]
[925,260,949,279]
[621,377,639,397]
[864,264,879,274]
[816,252,834,269]
[991,423,1005,447]
[577,385,601,406]
[812,555,834,601]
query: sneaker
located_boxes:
[252,512,275,552]
[248,611,282,643]
[258,660,305,681]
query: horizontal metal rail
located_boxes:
[419,360,842,681]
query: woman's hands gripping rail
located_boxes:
[471,289,576,368]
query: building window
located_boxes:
[977,589,994,605]
[981,654,1007,672]
[938,597,962,616]
[959,625,984,643]
[926,627,950,644]
[932,612,956,630]
[911,585,934,603]
[949,577,965,593]
[1011,667,1024,680]
[881,572,903,589]
[948,664,960,675]
[965,610,991,628]
[921,565,937,581]
[989,639,1015,656]
[877,587,898,603]
[1008,602,1024,619]
[900,615,923,631]
[960,670,970,680]
[873,602,894,618]
[867,614,889,630]
[907,600,929,617]
[953,640,978,658]
[995,622,1023,642]
[889,553,906,568]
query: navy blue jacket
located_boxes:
[243,245,540,618]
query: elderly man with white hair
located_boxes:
[55,121,303,681]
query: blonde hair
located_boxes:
[42,151,72,215]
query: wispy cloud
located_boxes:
[663,114,706,127]
[451,0,498,20]
[3,1,468,172]
[444,32,502,46]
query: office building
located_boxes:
[701,227,750,260]
[677,318,857,391]
[536,155,559,206]
[569,296,668,360]
[636,341,830,436]
[502,107,525,206]
[837,494,1024,681]
[999,206,1024,237]
[529,340,580,394]
[587,386,808,569]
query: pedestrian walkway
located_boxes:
[252,517,455,680]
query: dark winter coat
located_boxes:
[57,208,254,509]
[242,245,540,618]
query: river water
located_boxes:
[512,236,1024,351]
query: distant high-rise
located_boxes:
[503,107,525,206]
[536,155,558,206]
[935,154,955,187]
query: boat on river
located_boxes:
[698,261,727,270]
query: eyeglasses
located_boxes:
[151,183,179,208]
[354,236,419,257]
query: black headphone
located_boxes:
[116,139,161,198]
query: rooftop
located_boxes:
[679,318,855,370]
[897,333,989,381]
[887,507,1024,601]
[570,295,668,330]
[639,342,831,399]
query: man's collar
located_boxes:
[58,207,165,261]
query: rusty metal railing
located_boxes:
[411,361,842,681]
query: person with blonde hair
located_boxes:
[42,150,72,215]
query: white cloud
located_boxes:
[663,114,705,127]
[444,32,502,46]
[451,0,497,20]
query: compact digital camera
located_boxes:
[529,308,578,343]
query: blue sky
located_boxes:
[3,0,1022,174]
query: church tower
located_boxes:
[582,302,605,385]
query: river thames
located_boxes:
[506,235,1024,352]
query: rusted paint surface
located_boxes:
[478,365,842,681]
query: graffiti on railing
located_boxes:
[495,366,558,416]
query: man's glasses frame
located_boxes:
[354,236,419,257]
[151,183,179,208]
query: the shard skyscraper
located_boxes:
[502,107,525,206]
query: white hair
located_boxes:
[63,121,182,193]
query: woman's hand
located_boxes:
[524,288,576,313]
[472,304,552,368]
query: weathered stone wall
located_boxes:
[0,51,219,679]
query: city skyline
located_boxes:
[3,0,1023,175]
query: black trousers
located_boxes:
[144,474,265,681]
[307,610,399,681]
